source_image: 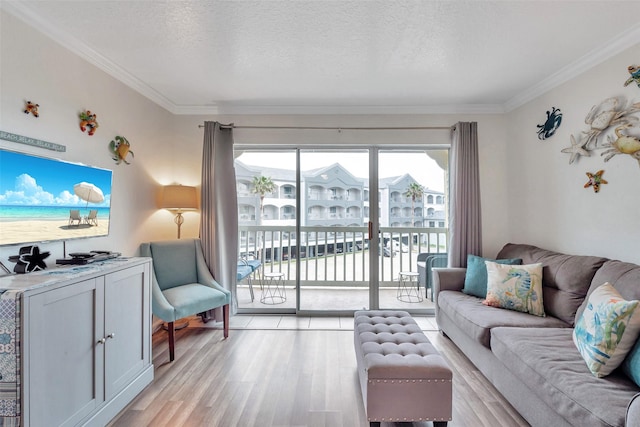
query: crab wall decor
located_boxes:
[561,96,640,164]
[624,65,640,88]
[109,135,134,165]
[601,123,640,167]
[584,170,608,193]
[79,110,99,135]
[24,101,39,117]
[536,107,562,140]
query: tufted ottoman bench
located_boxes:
[354,310,452,427]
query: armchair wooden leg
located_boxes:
[168,321,175,362]
[223,304,229,339]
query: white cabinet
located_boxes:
[0,258,153,427]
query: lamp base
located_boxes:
[174,212,185,239]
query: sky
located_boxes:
[0,150,112,206]
[237,150,446,192]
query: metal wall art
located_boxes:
[23,101,39,117]
[109,135,134,164]
[624,65,640,88]
[584,170,607,193]
[536,107,562,140]
[562,96,640,164]
[79,110,99,135]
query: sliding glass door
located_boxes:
[298,149,371,311]
[234,147,448,314]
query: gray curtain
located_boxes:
[448,122,482,268]
[201,121,239,314]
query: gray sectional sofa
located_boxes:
[433,243,640,427]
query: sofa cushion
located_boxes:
[496,243,607,326]
[484,261,545,316]
[437,290,568,348]
[491,327,639,427]
[462,254,522,298]
[578,259,640,323]
[573,283,640,377]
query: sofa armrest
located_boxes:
[432,268,466,317]
[627,393,640,427]
[432,268,466,294]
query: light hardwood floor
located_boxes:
[109,316,529,427]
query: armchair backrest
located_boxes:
[142,239,201,291]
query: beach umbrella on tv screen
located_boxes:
[73,182,104,208]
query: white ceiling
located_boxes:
[4,1,640,115]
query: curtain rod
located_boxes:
[198,124,453,131]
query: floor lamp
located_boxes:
[159,185,198,239]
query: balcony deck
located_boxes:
[237,285,436,312]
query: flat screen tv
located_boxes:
[0,148,113,246]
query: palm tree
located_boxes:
[251,176,276,223]
[404,182,424,227]
[251,176,276,262]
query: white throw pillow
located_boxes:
[573,282,640,377]
[484,261,545,317]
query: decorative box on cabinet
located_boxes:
[0,257,154,427]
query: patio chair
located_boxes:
[417,252,448,300]
[140,239,231,362]
[84,209,98,226]
[238,254,262,302]
[68,209,82,226]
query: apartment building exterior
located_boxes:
[236,160,446,228]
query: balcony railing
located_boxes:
[238,225,448,288]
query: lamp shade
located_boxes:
[160,185,198,210]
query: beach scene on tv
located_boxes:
[0,149,112,246]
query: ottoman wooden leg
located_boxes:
[369,423,380,427]
[434,422,448,427]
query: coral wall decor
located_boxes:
[624,65,640,88]
[79,110,99,135]
[562,96,640,164]
[109,135,134,165]
[536,107,562,140]
[584,170,607,193]
[23,101,39,117]
[601,123,640,167]
[561,135,590,164]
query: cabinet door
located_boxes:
[28,278,105,427]
[104,264,150,399]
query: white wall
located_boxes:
[0,10,188,263]
[506,44,640,264]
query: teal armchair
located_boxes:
[140,239,231,361]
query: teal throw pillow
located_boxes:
[462,254,522,298]
[622,331,640,387]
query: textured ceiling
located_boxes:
[4,1,640,114]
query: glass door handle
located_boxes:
[368,221,373,240]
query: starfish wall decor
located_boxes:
[561,96,640,164]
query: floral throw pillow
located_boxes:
[483,261,545,317]
[573,283,640,377]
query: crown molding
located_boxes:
[210,103,506,115]
[1,1,177,113]
[504,22,640,112]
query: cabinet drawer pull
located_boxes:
[97,338,106,345]
[107,333,116,339]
